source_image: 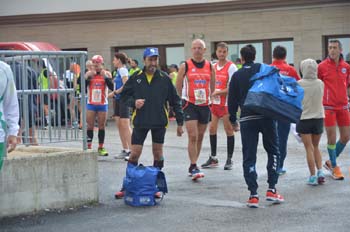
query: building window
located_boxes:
[226,42,263,64]
[214,39,294,65]
[115,44,184,71]
[166,46,185,67]
[325,35,350,62]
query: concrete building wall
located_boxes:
[0,4,349,70]
[0,0,233,16]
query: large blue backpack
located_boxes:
[243,63,304,123]
[123,163,168,207]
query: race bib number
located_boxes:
[212,89,221,105]
[194,88,207,105]
[212,95,221,105]
[91,89,102,104]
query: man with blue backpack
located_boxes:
[228,45,285,208]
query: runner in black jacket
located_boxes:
[115,47,184,199]
[121,68,183,129]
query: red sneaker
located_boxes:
[247,196,259,208]
[155,192,163,199]
[266,189,284,204]
[114,190,124,199]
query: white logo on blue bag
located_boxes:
[137,79,142,84]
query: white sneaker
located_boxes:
[114,150,130,159]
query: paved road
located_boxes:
[1,121,350,232]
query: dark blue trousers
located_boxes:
[240,118,280,195]
[277,120,291,171]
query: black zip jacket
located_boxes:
[120,69,184,128]
[228,62,262,124]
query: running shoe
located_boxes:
[266,189,284,204]
[188,168,205,180]
[154,192,162,199]
[114,189,124,199]
[201,156,219,168]
[323,160,333,173]
[307,175,318,186]
[317,170,325,184]
[98,147,109,156]
[277,168,287,176]
[224,159,233,170]
[114,150,130,159]
[247,195,259,208]
[332,166,344,180]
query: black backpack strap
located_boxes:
[156,171,168,194]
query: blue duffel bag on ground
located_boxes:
[123,163,168,207]
[243,63,304,123]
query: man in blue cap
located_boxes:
[115,47,184,198]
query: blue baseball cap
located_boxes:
[143,47,159,58]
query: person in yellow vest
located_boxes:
[128,59,141,76]
[168,64,178,120]
[235,58,243,69]
[37,62,58,128]
[169,64,178,86]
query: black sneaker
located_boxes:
[224,159,233,170]
[201,156,219,168]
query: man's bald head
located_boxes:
[191,39,206,62]
[192,39,206,49]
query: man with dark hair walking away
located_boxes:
[271,45,300,175]
[228,45,284,208]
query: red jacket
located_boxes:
[271,60,300,81]
[318,57,350,109]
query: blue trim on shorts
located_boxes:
[87,104,108,112]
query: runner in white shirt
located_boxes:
[0,61,19,170]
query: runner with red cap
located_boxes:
[85,55,114,156]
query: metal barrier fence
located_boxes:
[0,51,88,150]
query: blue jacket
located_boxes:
[228,62,262,124]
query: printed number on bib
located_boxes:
[212,89,221,105]
[194,88,207,105]
[92,89,102,104]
